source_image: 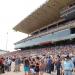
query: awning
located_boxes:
[13,0,75,34]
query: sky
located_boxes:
[0,0,47,51]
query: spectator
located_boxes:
[62,55,74,75]
[55,57,62,75]
[14,57,21,72]
[24,58,30,75]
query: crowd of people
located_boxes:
[0,53,75,75]
[0,44,75,75]
[23,54,75,75]
[3,44,75,58]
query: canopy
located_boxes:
[13,0,75,34]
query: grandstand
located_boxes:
[13,0,75,57]
[0,49,9,55]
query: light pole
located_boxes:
[0,34,2,48]
[6,32,8,51]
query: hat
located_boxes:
[66,55,70,59]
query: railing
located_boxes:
[60,5,75,17]
[15,20,75,45]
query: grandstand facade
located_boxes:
[13,0,75,56]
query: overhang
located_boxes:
[13,0,75,34]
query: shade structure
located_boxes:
[13,0,75,34]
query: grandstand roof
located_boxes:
[13,0,75,34]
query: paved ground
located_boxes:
[2,72,56,75]
[2,71,75,75]
[1,62,75,75]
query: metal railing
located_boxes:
[60,5,75,17]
